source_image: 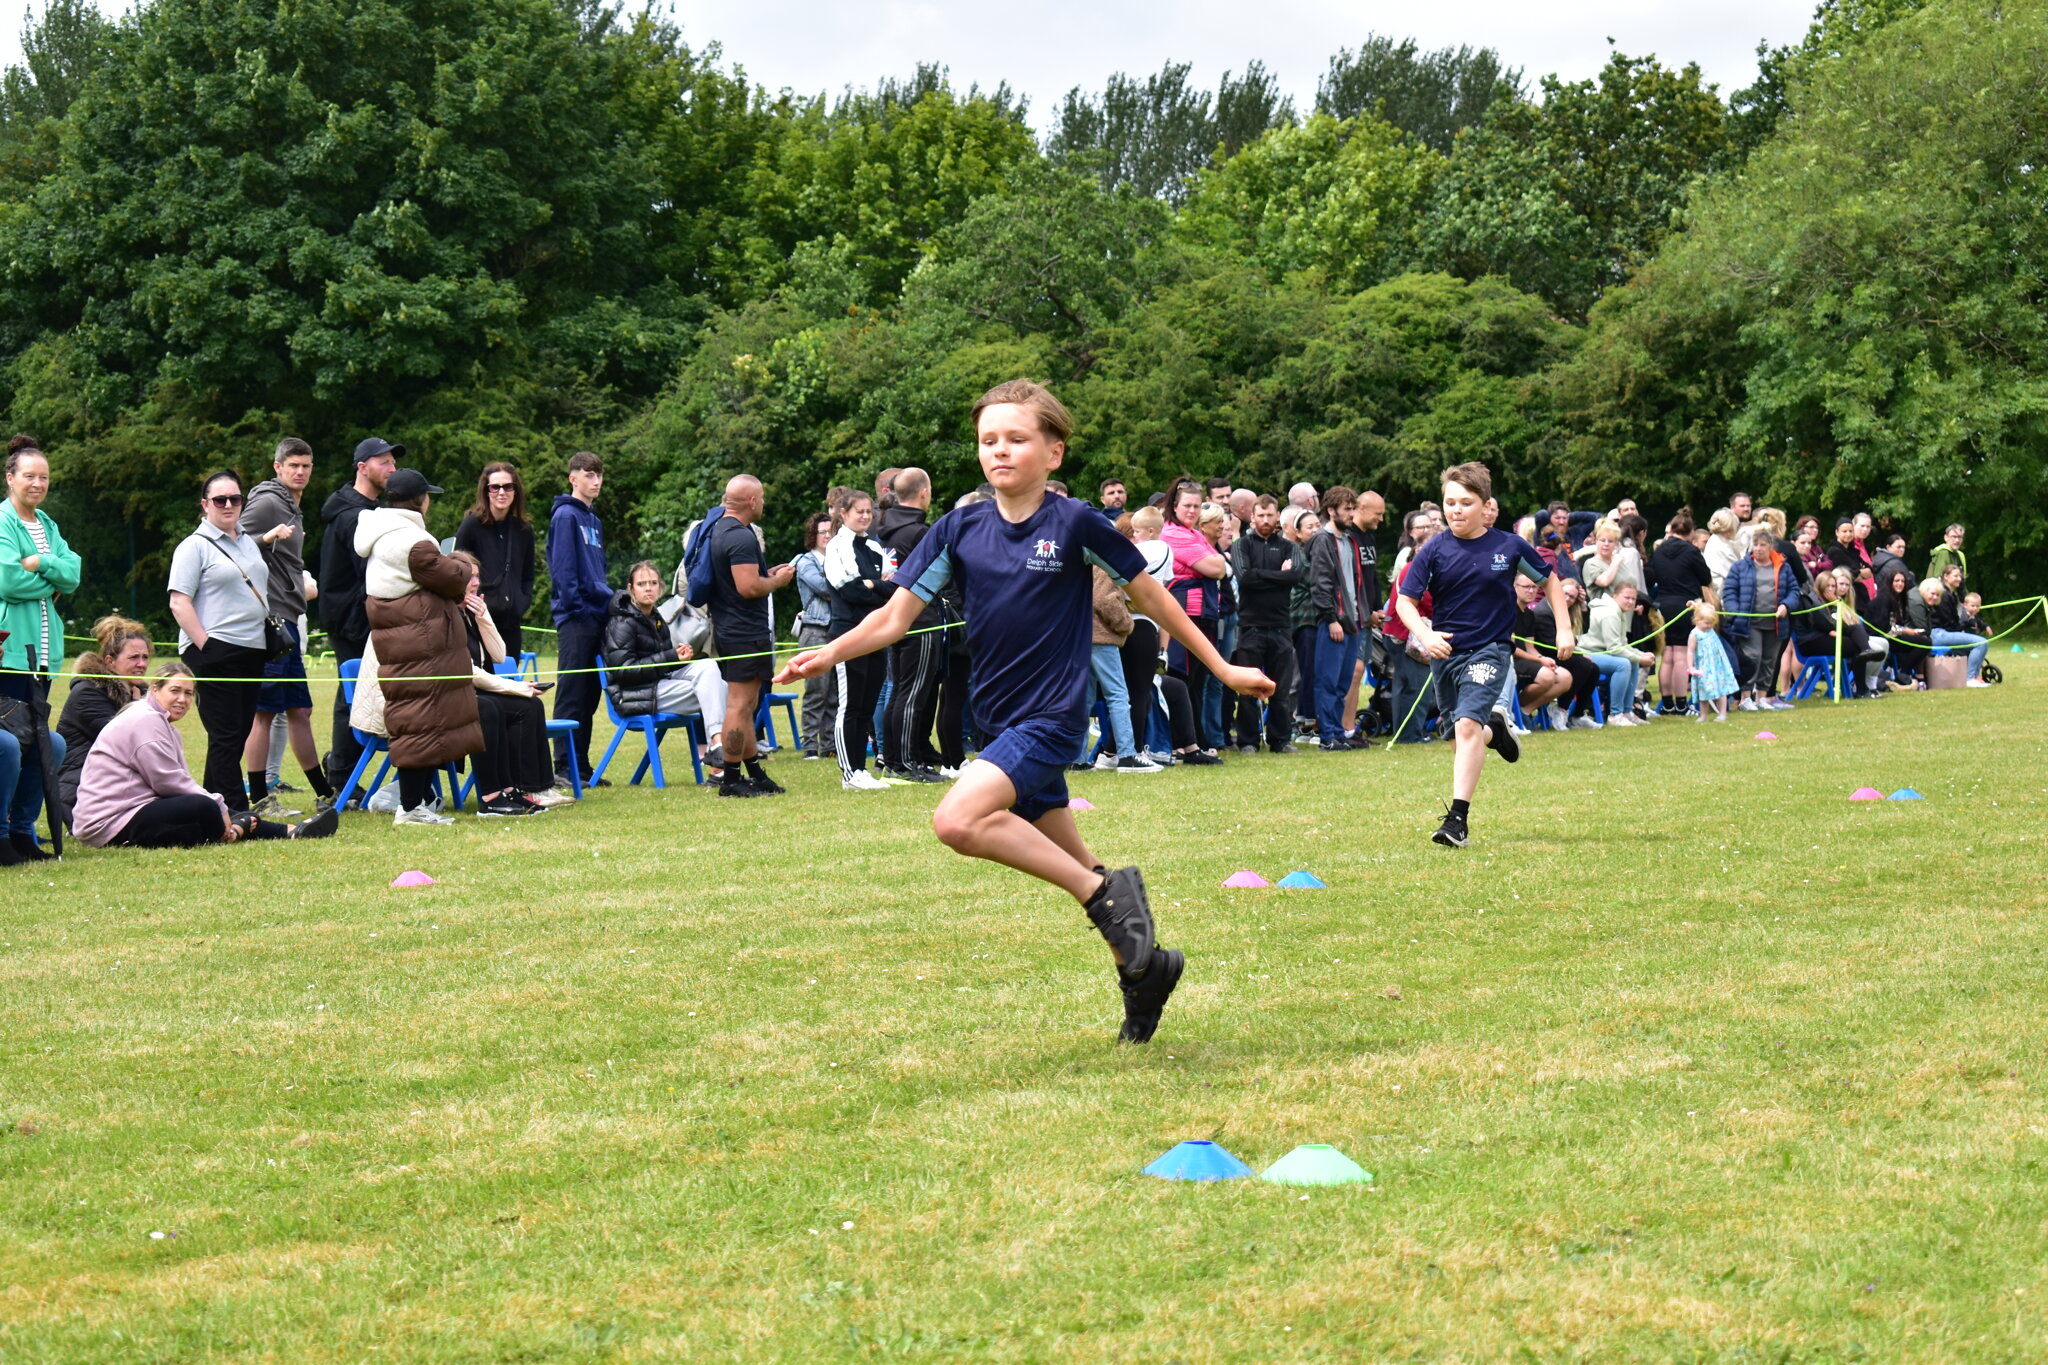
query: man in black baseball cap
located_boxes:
[319,437,404,786]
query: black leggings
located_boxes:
[935,647,971,769]
[1119,621,1162,755]
[399,767,435,810]
[884,631,945,769]
[1161,674,1197,751]
[183,642,267,810]
[833,647,887,778]
[107,794,286,847]
[474,691,552,795]
[1558,654,1602,716]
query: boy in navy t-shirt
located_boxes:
[776,380,1274,1043]
[1395,461,1572,848]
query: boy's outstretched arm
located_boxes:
[773,588,924,684]
[1124,573,1276,699]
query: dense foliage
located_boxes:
[0,0,2037,628]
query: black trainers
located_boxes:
[748,768,787,795]
[1485,706,1521,764]
[1118,947,1185,1044]
[884,766,943,784]
[718,777,762,798]
[289,806,340,839]
[1084,866,1156,977]
[1431,805,1469,848]
[1181,749,1223,766]
[477,794,539,817]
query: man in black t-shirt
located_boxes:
[706,475,794,797]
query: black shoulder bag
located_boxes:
[206,538,295,660]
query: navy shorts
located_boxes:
[1433,642,1514,729]
[256,620,313,712]
[978,717,1083,823]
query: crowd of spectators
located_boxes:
[0,425,2016,861]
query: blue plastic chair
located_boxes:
[516,650,539,681]
[336,659,467,811]
[1788,644,1838,700]
[593,659,706,787]
[755,690,802,753]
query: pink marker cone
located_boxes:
[1848,787,1883,801]
[1221,870,1271,888]
[391,870,436,887]
[1068,797,1096,811]
[1755,731,1777,740]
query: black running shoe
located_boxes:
[1118,947,1185,1044]
[1181,749,1223,766]
[477,794,539,818]
[1085,866,1156,976]
[1431,805,1469,848]
[1321,737,1353,752]
[718,778,763,798]
[884,766,943,784]
[748,770,787,795]
[290,806,341,839]
[1486,706,1521,764]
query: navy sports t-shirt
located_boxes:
[705,515,770,649]
[895,494,1148,735]
[1398,527,1552,649]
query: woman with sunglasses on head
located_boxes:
[168,469,274,812]
[1,434,80,863]
[454,462,536,655]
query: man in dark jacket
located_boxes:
[547,450,610,786]
[316,436,396,786]
[1305,486,1370,749]
[875,467,946,779]
[1228,495,1300,752]
[242,437,336,814]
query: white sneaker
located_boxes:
[1507,723,1532,738]
[1737,697,1760,712]
[1568,714,1602,730]
[1143,751,1176,767]
[936,766,963,780]
[1092,752,1120,772]
[1768,697,1795,710]
[394,805,456,826]
[842,769,890,791]
[526,789,575,808]
[1967,678,1992,688]
[1607,713,1639,727]
[1543,704,1570,730]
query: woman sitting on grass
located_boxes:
[72,663,337,848]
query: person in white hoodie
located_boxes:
[352,468,480,825]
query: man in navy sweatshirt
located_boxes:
[547,451,610,786]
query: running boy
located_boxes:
[775,380,1274,1043]
[1396,461,1572,848]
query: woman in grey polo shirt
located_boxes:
[168,470,272,811]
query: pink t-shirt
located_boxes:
[1160,522,1214,617]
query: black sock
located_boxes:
[744,758,768,781]
[247,769,268,806]
[721,765,747,787]
[1450,799,1471,819]
[304,767,334,800]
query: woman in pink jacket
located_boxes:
[72,664,337,848]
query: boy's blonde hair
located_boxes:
[971,379,1072,443]
[1130,506,1165,536]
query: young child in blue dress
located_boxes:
[1687,601,1739,721]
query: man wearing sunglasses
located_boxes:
[318,436,398,789]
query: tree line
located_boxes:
[1,0,2040,630]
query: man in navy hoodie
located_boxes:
[547,451,610,786]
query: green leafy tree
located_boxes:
[1177,112,1441,294]
[1424,50,1728,319]
[1315,35,1521,152]
[0,0,115,192]
[1047,61,1294,202]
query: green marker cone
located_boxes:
[1260,1143,1373,1186]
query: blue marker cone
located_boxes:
[1276,870,1327,889]
[1143,1140,1254,1181]
[1888,788,1924,801]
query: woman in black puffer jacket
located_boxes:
[602,561,729,769]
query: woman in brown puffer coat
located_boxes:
[353,468,481,824]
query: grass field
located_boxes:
[4,648,2047,1361]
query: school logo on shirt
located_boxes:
[1027,537,1062,573]
[1491,552,1509,571]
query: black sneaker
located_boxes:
[1118,947,1185,1044]
[748,770,787,795]
[477,794,538,817]
[289,806,341,839]
[1320,737,1353,752]
[1181,749,1223,766]
[1485,706,1521,764]
[1431,806,1470,848]
[1084,867,1156,977]
[885,766,944,784]
[718,777,763,798]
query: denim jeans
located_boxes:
[0,726,66,839]
[1313,627,1359,743]
[1082,643,1135,760]
[1388,649,1436,742]
[1930,628,1988,678]
[1202,613,1239,748]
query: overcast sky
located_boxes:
[5,0,1819,124]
